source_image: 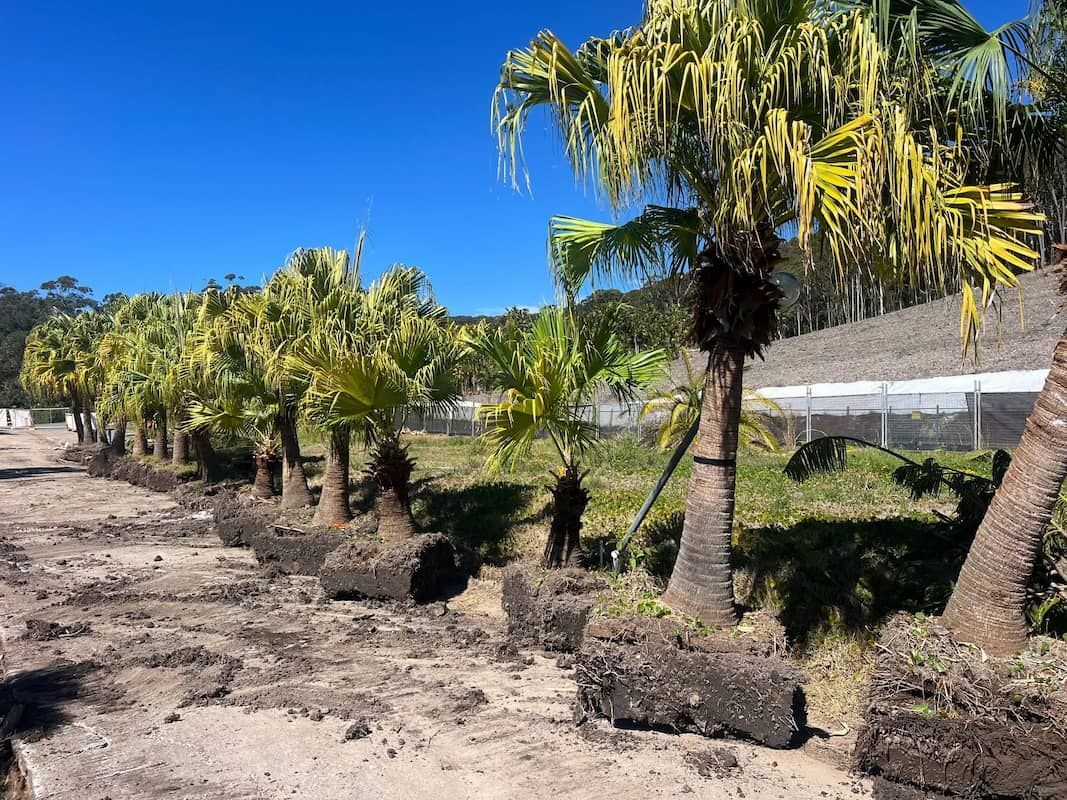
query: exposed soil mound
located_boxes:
[212,492,274,548]
[501,563,608,652]
[319,533,462,603]
[249,527,344,576]
[87,450,189,493]
[576,614,807,749]
[855,614,1067,799]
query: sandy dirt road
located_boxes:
[0,427,870,799]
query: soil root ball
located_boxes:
[249,527,344,576]
[501,563,608,652]
[855,613,1067,799]
[212,494,274,548]
[86,451,185,492]
[575,615,806,749]
[319,533,462,603]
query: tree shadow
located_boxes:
[414,478,534,566]
[0,661,98,740]
[0,466,83,480]
[634,513,970,646]
[734,517,970,645]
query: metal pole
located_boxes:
[974,381,983,450]
[880,383,888,448]
[805,386,813,443]
[612,417,700,571]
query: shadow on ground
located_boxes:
[635,513,970,645]
[0,662,98,739]
[0,467,83,480]
[415,479,534,565]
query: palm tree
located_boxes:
[641,350,780,451]
[292,264,464,533]
[494,0,1043,623]
[21,311,112,445]
[466,306,667,568]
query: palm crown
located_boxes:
[495,0,1043,351]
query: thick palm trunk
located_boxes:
[110,416,127,456]
[132,422,148,456]
[172,429,190,464]
[191,430,220,483]
[372,439,416,543]
[153,412,168,460]
[543,465,589,568]
[278,411,313,509]
[71,394,86,444]
[252,451,278,499]
[662,342,745,625]
[943,335,1067,655]
[313,428,352,527]
[83,405,97,443]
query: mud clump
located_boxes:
[451,688,488,717]
[343,720,372,741]
[140,646,243,682]
[501,563,607,652]
[686,747,740,778]
[249,527,344,576]
[23,620,91,641]
[320,533,462,603]
[855,614,1067,799]
[575,615,806,749]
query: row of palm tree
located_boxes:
[21,0,1066,660]
[21,246,671,556]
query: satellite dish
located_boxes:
[770,271,802,309]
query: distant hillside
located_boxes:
[670,268,1063,390]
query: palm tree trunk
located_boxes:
[252,451,277,499]
[132,421,148,456]
[71,394,86,444]
[661,342,745,626]
[942,335,1067,655]
[153,411,168,460]
[372,438,416,543]
[172,429,190,464]
[191,430,220,482]
[543,465,589,568]
[278,410,312,509]
[313,428,352,527]
[83,405,97,443]
[110,416,127,456]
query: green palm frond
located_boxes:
[496,0,1046,354]
[466,306,668,471]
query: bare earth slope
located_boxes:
[670,267,1063,389]
[0,428,866,799]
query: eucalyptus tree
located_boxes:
[291,264,464,533]
[466,306,667,568]
[494,0,1043,623]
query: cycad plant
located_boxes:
[495,0,1044,622]
[465,306,667,568]
[291,262,464,533]
[640,350,780,451]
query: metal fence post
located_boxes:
[880,383,888,447]
[974,380,983,450]
[805,386,813,443]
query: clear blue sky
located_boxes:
[0,1,1025,316]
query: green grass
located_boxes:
[396,434,983,562]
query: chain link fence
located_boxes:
[403,373,1044,453]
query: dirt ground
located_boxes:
[0,428,870,799]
